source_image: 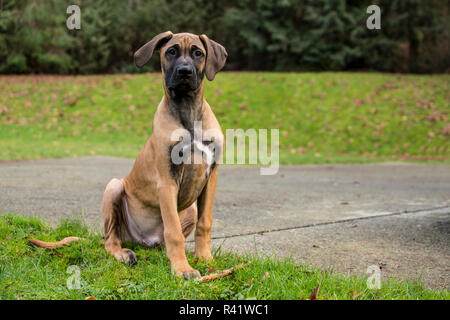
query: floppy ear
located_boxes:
[199,34,228,81]
[134,31,173,68]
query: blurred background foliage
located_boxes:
[0,0,448,74]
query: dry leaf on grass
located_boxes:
[308,282,321,300]
[349,290,362,299]
[308,270,327,300]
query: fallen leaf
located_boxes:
[85,296,96,300]
[441,124,450,136]
[308,283,321,300]
[354,99,363,107]
[341,201,349,205]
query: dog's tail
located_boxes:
[27,237,80,249]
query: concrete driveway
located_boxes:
[0,156,449,289]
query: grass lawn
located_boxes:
[0,72,448,164]
[0,214,448,300]
[1,73,448,300]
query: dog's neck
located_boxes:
[166,85,204,133]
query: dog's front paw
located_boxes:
[181,269,201,280]
[173,266,201,280]
[113,248,137,265]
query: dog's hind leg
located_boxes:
[180,202,198,239]
[102,178,137,265]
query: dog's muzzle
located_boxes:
[167,64,199,91]
[176,65,194,79]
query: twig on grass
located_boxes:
[198,261,252,283]
[27,237,80,249]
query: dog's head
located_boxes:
[135,32,227,94]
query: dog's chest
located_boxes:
[173,139,214,210]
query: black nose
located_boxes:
[177,65,193,77]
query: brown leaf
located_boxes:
[308,282,321,300]
[207,266,215,274]
[354,99,363,107]
[425,111,445,122]
[341,201,350,205]
[441,124,450,136]
[85,296,96,300]
[349,290,362,299]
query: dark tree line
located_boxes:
[0,0,448,74]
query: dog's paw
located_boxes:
[181,269,201,280]
[173,267,201,280]
[114,248,137,265]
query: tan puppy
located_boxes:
[102,32,227,279]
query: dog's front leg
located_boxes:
[195,167,218,261]
[158,183,200,279]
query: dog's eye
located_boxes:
[167,48,177,56]
[194,50,203,57]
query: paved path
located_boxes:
[1,156,449,289]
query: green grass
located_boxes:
[0,214,448,300]
[0,72,448,164]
